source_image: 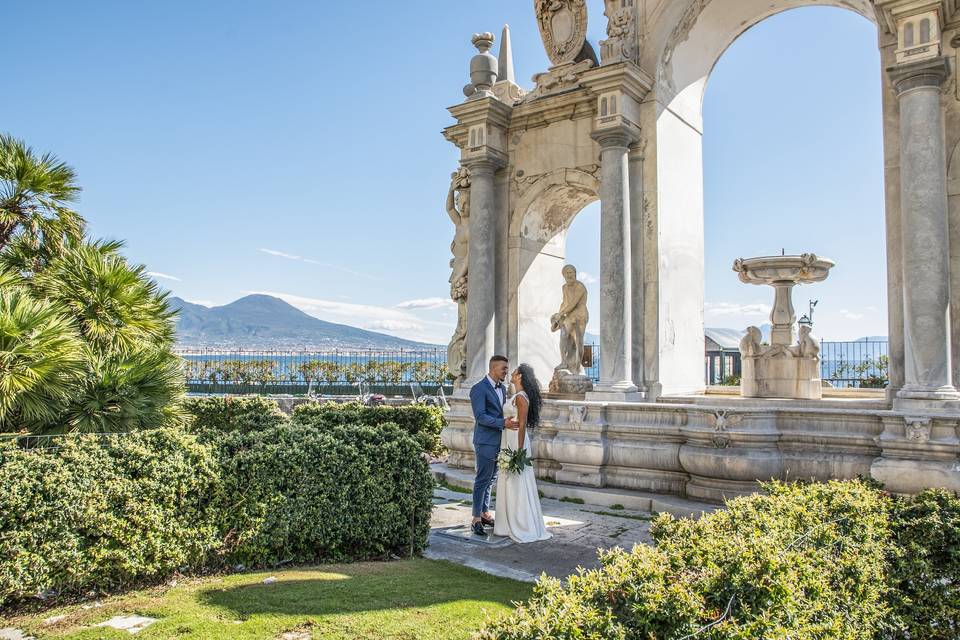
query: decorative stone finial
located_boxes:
[463,32,499,100]
[497,25,516,84]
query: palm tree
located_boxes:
[0,134,84,256]
[60,345,186,434]
[0,287,86,432]
[34,240,177,353]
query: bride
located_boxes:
[494,364,552,543]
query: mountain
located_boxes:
[169,295,438,350]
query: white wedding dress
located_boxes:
[493,392,552,543]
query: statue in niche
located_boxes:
[549,265,593,394]
[446,167,471,384]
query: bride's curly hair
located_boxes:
[515,363,543,428]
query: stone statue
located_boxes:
[794,325,820,359]
[549,265,593,394]
[739,326,762,358]
[446,168,471,384]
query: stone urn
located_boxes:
[733,253,835,399]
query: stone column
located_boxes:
[463,157,503,385]
[629,147,647,394]
[589,126,640,398]
[889,57,960,405]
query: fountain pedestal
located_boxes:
[733,254,835,400]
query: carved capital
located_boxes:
[462,153,507,176]
[591,124,639,150]
[888,56,951,95]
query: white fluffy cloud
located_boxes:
[396,297,456,310]
[252,290,452,344]
[578,271,598,284]
[839,309,865,320]
[704,301,771,316]
[147,271,181,282]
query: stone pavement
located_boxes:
[425,487,656,582]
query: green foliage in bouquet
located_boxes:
[497,446,533,475]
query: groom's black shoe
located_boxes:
[471,521,488,537]
[480,515,495,527]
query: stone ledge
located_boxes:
[431,462,717,519]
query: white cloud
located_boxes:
[839,309,865,320]
[865,305,879,313]
[396,297,456,310]
[578,271,598,284]
[251,290,452,344]
[147,271,181,282]
[259,248,379,280]
[259,248,300,260]
[704,301,771,316]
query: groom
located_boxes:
[469,355,517,537]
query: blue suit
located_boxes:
[470,377,505,518]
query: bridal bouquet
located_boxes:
[497,447,533,475]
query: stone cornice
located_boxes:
[887,55,951,94]
[580,62,654,104]
[443,96,514,148]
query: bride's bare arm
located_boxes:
[516,395,529,449]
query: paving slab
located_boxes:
[427,488,655,582]
[95,615,157,635]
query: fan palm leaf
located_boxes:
[0,289,85,431]
[0,133,84,253]
[34,240,177,353]
[59,345,186,434]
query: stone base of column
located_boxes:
[894,384,960,414]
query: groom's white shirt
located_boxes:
[486,375,505,406]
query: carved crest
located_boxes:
[535,0,589,66]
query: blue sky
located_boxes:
[4,2,886,343]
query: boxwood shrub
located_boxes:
[884,489,960,639]
[291,401,445,455]
[184,396,287,438]
[0,408,435,609]
[212,421,434,566]
[480,480,893,640]
[0,428,220,608]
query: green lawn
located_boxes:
[3,559,532,640]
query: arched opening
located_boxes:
[653,0,885,395]
[702,7,886,389]
[511,170,599,381]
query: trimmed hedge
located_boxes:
[291,401,446,455]
[884,489,960,639]
[0,428,219,607]
[214,421,434,566]
[184,396,287,438]
[0,410,434,609]
[481,480,895,640]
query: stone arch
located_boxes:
[509,168,600,384]
[639,0,890,394]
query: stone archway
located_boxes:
[439,0,960,499]
[509,168,600,381]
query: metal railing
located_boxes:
[819,340,889,389]
[176,348,452,396]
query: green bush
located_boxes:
[0,427,219,608]
[291,401,445,455]
[213,421,434,566]
[184,396,287,439]
[884,489,960,639]
[480,480,892,640]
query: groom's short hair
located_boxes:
[489,355,508,365]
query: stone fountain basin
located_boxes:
[733,254,835,285]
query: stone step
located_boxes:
[431,463,717,519]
